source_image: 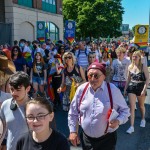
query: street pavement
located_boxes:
[55,84,150,150]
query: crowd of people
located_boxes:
[0,38,149,150]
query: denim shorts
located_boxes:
[127,82,146,96]
[32,76,44,85]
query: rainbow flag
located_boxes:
[22,52,32,67]
[38,37,45,43]
[135,42,147,50]
[45,22,49,41]
[67,37,74,44]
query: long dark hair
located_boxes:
[11,46,22,59]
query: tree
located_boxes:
[63,0,124,39]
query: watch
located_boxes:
[138,26,146,34]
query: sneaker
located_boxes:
[126,126,134,134]
[140,120,146,127]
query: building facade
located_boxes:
[1,0,63,45]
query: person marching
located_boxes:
[124,51,149,134]
[68,62,130,150]
[30,52,47,97]
[0,71,31,150]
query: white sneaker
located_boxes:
[126,126,134,134]
[140,120,146,127]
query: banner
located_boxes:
[122,24,129,34]
[64,20,75,44]
[134,25,149,50]
[37,21,45,43]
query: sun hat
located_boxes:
[0,55,16,75]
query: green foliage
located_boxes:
[63,0,124,39]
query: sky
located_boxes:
[122,0,150,29]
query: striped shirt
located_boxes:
[75,49,90,69]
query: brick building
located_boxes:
[0,0,63,45]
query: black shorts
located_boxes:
[127,82,146,96]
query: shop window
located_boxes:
[45,22,59,41]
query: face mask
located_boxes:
[20,43,25,48]
[33,44,37,50]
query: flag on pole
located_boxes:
[45,22,49,41]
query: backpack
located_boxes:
[77,48,88,57]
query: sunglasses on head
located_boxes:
[64,56,72,60]
[88,73,102,79]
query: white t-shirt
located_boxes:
[102,59,110,67]
[112,58,131,81]
[0,91,12,103]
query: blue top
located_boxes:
[13,57,26,71]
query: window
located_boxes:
[45,22,59,41]
[18,0,32,8]
[42,0,56,13]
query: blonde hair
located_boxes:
[116,47,126,53]
[62,52,76,65]
[0,71,10,86]
[129,50,142,70]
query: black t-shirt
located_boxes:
[32,62,47,77]
[16,130,70,150]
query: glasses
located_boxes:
[64,56,72,60]
[88,73,103,79]
[26,113,50,122]
[13,49,18,52]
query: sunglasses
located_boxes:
[64,56,72,60]
[88,73,102,79]
[132,56,138,58]
[14,49,18,52]
[89,52,96,54]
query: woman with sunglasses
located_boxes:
[11,46,27,72]
[57,52,86,111]
[124,51,149,134]
[16,97,70,150]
